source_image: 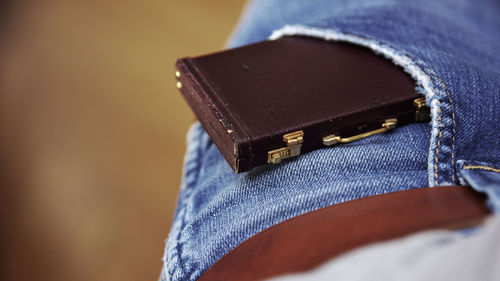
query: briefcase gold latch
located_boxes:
[413,97,430,121]
[268,130,304,164]
[322,118,398,146]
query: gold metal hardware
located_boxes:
[267,130,304,164]
[175,70,182,88]
[322,118,398,146]
[413,97,429,121]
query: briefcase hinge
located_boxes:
[414,97,430,121]
[267,130,304,164]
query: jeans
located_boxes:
[161,1,500,280]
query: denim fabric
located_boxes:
[457,160,500,212]
[161,1,500,280]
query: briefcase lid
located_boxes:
[175,36,427,173]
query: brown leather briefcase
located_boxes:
[175,36,429,173]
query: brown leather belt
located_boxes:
[198,186,490,281]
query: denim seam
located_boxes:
[456,160,500,212]
[270,24,455,187]
[417,62,456,186]
[165,188,193,280]
[165,124,206,281]
[439,77,457,183]
[170,196,191,280]
[463,165,500,173]
[420,65,457,184]
[434,106,442,186]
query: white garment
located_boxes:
[269,216,500,281]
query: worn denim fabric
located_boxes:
[161,1,500,280]
[457,160,500,212]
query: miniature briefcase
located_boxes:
[174,36,429,173]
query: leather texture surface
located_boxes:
[198,186,490,281]
[176,36,420,172]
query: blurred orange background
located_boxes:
[0,1,247,281]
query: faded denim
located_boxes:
[161,1,500,280]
